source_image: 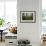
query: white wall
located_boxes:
[17,0,42,46]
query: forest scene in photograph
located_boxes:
[22,13,33,20]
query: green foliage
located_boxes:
[22,15,33,20]
[0,18,5,27]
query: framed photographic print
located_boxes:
[20,11,36,23]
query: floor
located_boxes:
[0,41,5,46]
[0,41,46,46]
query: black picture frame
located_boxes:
[20,11,36,23]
